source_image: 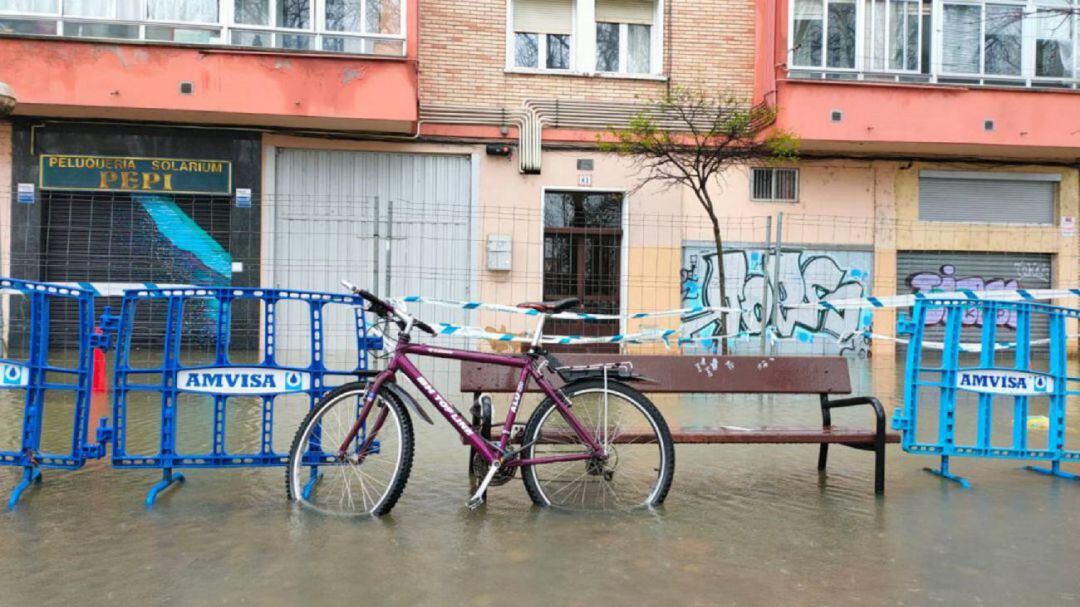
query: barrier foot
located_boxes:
[302,470,323,501]
[145,470,185,507]
[924,457,971,488]
[1024,461,1080,481]
[7,467,42,510]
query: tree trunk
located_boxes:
[709,217,729,355]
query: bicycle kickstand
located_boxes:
[467,461,502,510]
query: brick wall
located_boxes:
[420,0,756,109]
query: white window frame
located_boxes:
[749,167,800,203]
[505,0,665,78]
[511,31,575,71]
[788,0,1080,87]
[0,0,408,56]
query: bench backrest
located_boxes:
[459,354,852,395]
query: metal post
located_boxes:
[769,212,784,355]
[385,198,393,296]
[372,196,381,297]
[759,216,772,354]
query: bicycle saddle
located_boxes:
[516,297,581,314]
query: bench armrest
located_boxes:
[820,395,886,439]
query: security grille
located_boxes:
[750,167,799,202]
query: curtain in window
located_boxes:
[147,0,219,23]
[984,3,1022,75]
[1036,6,1074,77]
[325,0,361,31]
[0,0,57,12]
[888,0,920,70]
[234,0,269,25]
[792,0,823,67]
[826,0,856,68]
[514,0,572,35]
[595,0,655,25]
[942,3,980,73]
[628,23,650,72]
[63,0,113,17]
[864,0,887,70]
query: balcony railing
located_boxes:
[0,0,406,57]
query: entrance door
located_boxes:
[542,191,623,353]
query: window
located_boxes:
[595,0,655,74]
[750,168,799,202]
[0,0,407,56]
[512,0,573,70]
[789,0,1080,85]
[1036,0,1074,78]
[507,0,660,75]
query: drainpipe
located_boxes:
[0,82,15,117]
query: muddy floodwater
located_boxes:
[1,360,1077,606]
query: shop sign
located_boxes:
[40,154,233,195]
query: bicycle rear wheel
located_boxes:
[287,382,414,517]
[520,379,674,511]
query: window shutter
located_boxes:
[595,0,655,25]
[513,0,574,35]
[918,172,1057,224]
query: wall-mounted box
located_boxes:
[487,234,512,271]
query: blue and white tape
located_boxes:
[431,322,744,348]
[788,288,1080,311]
[399,295,738,320]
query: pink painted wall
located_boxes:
[1,0,419,131]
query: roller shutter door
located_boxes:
[896,251,1052,348]
[919,171,1056,224]
[272,149,473,387]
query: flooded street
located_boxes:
[1,360,1077,606]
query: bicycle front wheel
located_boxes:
[287,382,414,517]
[521,379,674,511]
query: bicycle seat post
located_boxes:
[529,314,547,353]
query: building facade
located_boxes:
[0,0,1077,366]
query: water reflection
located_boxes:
[0,359,1077,605]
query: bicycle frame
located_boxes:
[338,341,604,468]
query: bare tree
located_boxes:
[601,89,798,351]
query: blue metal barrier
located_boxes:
[110,287,381,506]
[892,299,1079,487]
[0,278,106,509]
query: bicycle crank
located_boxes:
[471,451,515,486]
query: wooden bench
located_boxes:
[460,354,900,494]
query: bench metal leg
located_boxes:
[874,440,885,495]
[822,394,889,495]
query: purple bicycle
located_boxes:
[286,284,675,516]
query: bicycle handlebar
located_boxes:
[341,281,437,336]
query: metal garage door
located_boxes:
[42,191,232,346]
[272,149,473,386]
[896,251,1052,348]
[919,171,1057,224]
